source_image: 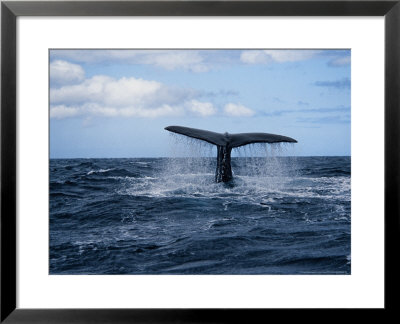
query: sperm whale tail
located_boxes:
[165,125,297,182]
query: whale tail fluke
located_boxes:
[165,125,297,182]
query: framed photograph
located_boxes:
[1,0,399,322]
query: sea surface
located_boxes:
[50,154,351,274]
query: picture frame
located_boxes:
[1,0,399,322]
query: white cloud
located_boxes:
[187,100,216,116]
[239,51,271,64]
[50,60,85,85]
[50,105,81,119]
[139,51,208,72]
[328,56,351,67]
[224,103,255,117]
[240,50,320,64]
[50,73,217,119]
[50,102,185,119]
[49,60,253,120]
[263,50,320,62]
[51,75,163,107]
[50,50,210,72]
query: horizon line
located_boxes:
[49,155,351,159]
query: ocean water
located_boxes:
[49,153,351,275]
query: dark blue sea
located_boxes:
[50,155,351,275]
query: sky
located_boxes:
[49,49,351,158]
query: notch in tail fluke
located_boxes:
[165,125,297,182]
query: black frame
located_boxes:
[1,1,399,322]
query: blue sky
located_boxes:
[49,49,350,158]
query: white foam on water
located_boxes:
[114,138,349,212]
[87,168,114,175]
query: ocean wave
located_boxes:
[50,157,351,275]
[87,168,114,175]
